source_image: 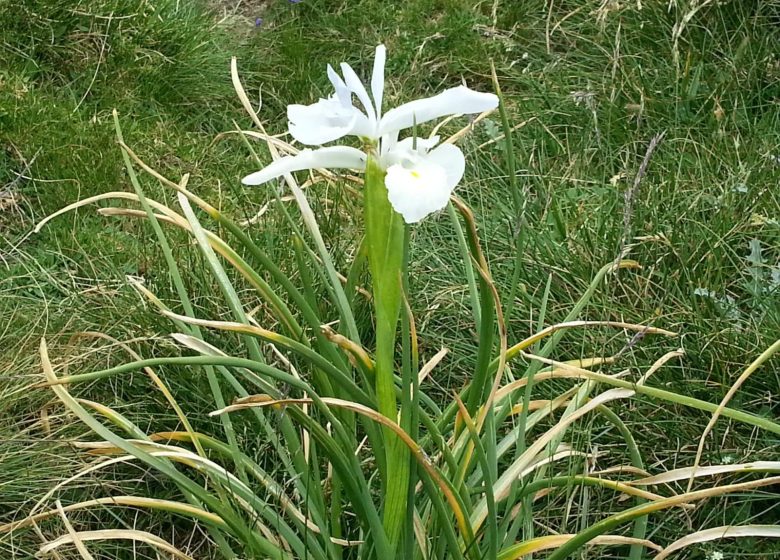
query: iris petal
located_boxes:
[242,146,367,186]
[287,99,359,145]
[425,143,465,190]
[379,86,498,136]
[371,45,387,119]
[385,162,450,223]
[327,64,352,106]
[340,62,377,126]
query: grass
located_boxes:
[1,0,779,558]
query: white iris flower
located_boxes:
[242,45,498,223]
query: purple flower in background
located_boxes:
[255,17,263,26]
[289,0,302,3]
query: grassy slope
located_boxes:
[1,0,779,557]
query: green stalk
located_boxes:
[457,403,498,559]
[40,341,287,559]
[448,203,481,330]
[363,154,407,553]
[514,262,621,456]
[200,200,350,372]
[452,201,496,419]
[345,235,369,308]
[597,405,647,560]
[491,63,526,328]
[113,113,248,497]
[400,227,421,559]
[177,194,264,365]
[235,125,361,343]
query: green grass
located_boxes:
[1,0,779,557]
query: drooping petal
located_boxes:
[384,156,454,223]
[378,85,498,136]
[425,143,465,191]
[371,45,386,119]
[340,62,377,128]
[242,146,367,186]
[287,98,360,145]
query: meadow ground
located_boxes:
[1,0,779,558]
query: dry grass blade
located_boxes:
[518,352,780,435]
[443,108,497,144]
[506,320,677,361]
[495,357,613,402]
[551,475,780,559]
[590,465,652,479]
[475,117,537,149]
[70,332,208,460]
[161,310,280,341]
[509,399,565,415]
[687,338,780,491]
[418,347,449,384]
[14,449,205,534]
[170,333,228,357]
[116,140,220,218]
[671,0,716,65]
[54,499,96,560]
[498,534,662,559]
[637,349,685,385]
[116,140,182,190]
[214,129,297,155]
[2,496,224,534]
[320,325,374,372]
[33,191,175,233]
[39,529,195,559]
[629,461,780,486]
[231,56,263,130]
[654,525,780,560]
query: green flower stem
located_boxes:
[364,154,408,553]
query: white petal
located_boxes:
[393,135,441,155]
[425,143,465,191]
[287,98,359,145]
[378,85,498,136]
[379,129,400,157]
[371,45,386,119]
[384,157,454,223]
[327,64,352,106]
[340,62,377,128]
[242,147,367,186]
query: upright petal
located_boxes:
[379,129,400,157]
[340,62,377,129]
[327,64,352,106]
[378,85,498,136]
[371,45,387,119]
[242,146,367,186]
